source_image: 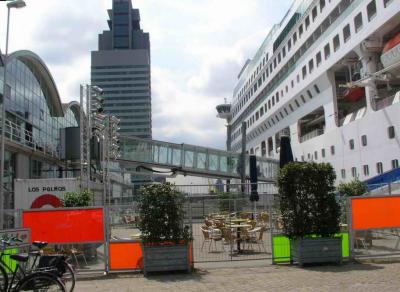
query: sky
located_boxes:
[0,0,293,149]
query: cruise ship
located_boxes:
[218,0,400,183]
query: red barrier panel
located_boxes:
[22,208,104,243]
[352,196,400,230]
[109,241,143,270]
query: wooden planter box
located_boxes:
[142,243,191,276]
[291,237,342,266]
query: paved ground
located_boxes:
[75,260,400,292]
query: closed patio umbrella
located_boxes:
[279,135,294,169]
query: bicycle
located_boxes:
[27,242,75,292]
[0,239,66,291]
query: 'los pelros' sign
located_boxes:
[14,178,79,210]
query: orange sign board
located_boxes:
[109,242,143,270]
[22,208,104,243]
[352,196,400,230]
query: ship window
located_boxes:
[388,126,395,139]
[309,59,314,73]
[302,66,307,79]
[341,169,346,179]
[256,112,259,121]
[354,12,363,33]
[333,34,340,52]
[308,153,311,159]
[349,139,355,150]
[274,59,277,68]
[291,80,294,88]
[316,52,322,66]
[265,104,268,112]
[280,112,284,119]
[351,167,357,178]
[295,99,300,107]
[289,104,294,112]
[384,0,394,8]
[297,74,300,83]
[268,100,271,109]
[343,24,351,43]
[305,16,310,29]
[283,47,286,58]
[307,90,313,99]
[293,32,297,44]
[363,165,369,176]
[324,44,331,59]
[288,39,292,51]
[330,145,335,155]
[272,96,275,106]
[376,162,383,174]
[314,84,320,94]
[361,135,367,146]
[314,151,318,160]
[299,24,304,37]
[320,0,325,12]
[392,159,399,169]
[275,115,280,121]
[260,107,264,116]
[286,85,288,93]
[301,155,304,161]
[312,7,317,21]
[300,95,306,103]
[284,108,288,115]
[367,1,377,21]
[321,148,325,158]
[278,52,281,63]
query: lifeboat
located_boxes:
[343,87,365,103]
[381,32,400,68]
[383,32,400,53]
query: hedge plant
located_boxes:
[138,183,191,245]
[278,162,340,239]
[62,190,93,207]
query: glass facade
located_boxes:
[0,57,78,158]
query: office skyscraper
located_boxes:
[91,0,151,138]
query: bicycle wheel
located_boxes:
[0,264,8,292]
[16,272,65,292]
[57,262,75,292]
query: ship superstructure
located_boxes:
[224,0,400,182]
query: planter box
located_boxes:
[142,244,191,276]
[291,237,342,266]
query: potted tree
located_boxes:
[278,162,341,266]
[138,183,192,276]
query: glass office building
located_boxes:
[91,0,152,139]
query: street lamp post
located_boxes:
[0,0,26,227]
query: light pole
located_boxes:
[0,0,26,227]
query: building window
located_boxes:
[388,126,395,139]
[330,145,335,155]
[343,24,351,43]
[376,162,383,174]
[309,59,314,73]
[349,139,354,150]
[351,167,357,178]
[361,135,367,146]
[392,159,399,169]
[320,0,325,12]
[341,169,346,179]
[384,0,394,8]
[316,52,322,67]
[363,165,369,176]
[367,0,377,21]
[324,44,331,59]
[333,34,340,52]
[321,148,325,158]
[354,12,363,32]
[312,7,317,21]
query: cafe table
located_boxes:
[228,223,252,253]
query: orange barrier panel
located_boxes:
[352,196,400,230]
[22,208,104,243]
[109,241,143,270]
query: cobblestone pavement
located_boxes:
[75,260,400,292]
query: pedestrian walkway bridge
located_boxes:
[118,136,279,182]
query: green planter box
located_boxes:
[142,244,191,276]
[291,237,342,266]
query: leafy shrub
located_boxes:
[278,162,340,239]
[138,183,191,244]
[337,179,367,223]
[217,192,234,212]
[62,190,93,207]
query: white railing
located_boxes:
[300,128,324,143]
[374,94,396,111]
[1,119,59,158]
